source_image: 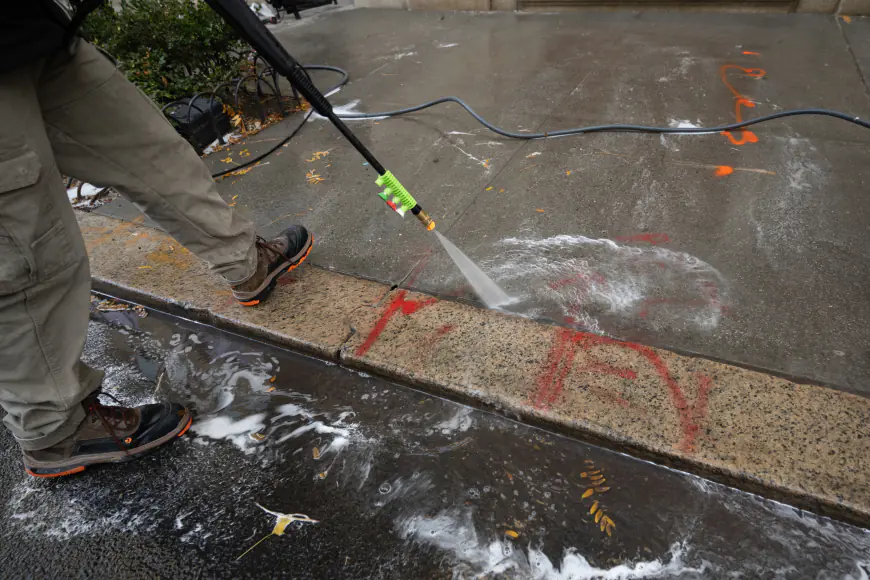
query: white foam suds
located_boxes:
[485,234,728,332]
[192,413,267,453]
[398,507,703,579]
[437,42,459,48]
[429,407,474,436]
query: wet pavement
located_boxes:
[95,9,870,394]
[1,297,869,578]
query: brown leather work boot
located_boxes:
[22,394,192,478]
[231,225,313,306]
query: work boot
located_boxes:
[22,394,192,478]
[231,225,313,306]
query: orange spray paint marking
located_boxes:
[714,165,734,177]
[719,65,766,146]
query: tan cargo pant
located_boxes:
[0,39,257,451]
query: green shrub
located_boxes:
[82,0,248,104]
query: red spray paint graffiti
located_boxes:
[614,233,671,246]
[533,327,714,452]
[355,290,437,357]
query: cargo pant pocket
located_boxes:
[0,148,76,295]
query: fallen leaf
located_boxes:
[582,488,594,499]
[499,188,505,193]
[580,472,587,478]
[486,186,493,191]
[137,265,152,269]
[600,519,607,532]
[221,156,234,164]
[595,510,603,523]
[535,208,545,213]
[250,432,266,441]
[595,486,611,493]
[270,376,276,383]
[590,501,599,515]
[505,471,513,482]
[603,515,615,529]
[267,386,276,392]
[313,447,321,459]
[232,194,239,200]
[505,530,519,539]
[566,170,572,176]
[317,471,328,479]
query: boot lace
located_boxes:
[256,235,285,262]
[85,393,135,455]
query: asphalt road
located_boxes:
[1,298,868,578]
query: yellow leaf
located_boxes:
[566,170,572,176]
[580,472,587,478]
[313,447,321,459]
[499,188,505,193]
[137,265,152,269]
[603,515,615,529]
[249,432,266,441]
[535,208,545,213]
[317,471,328,479]
[505,530,519,538]
[221,156,234,164]
[605,525,613,537]
[232,194,239,200]
[600,519,607,532]
[592,478,606,485]
[589,501,598,515]
[267,386,276,392]
[595,510,603,523]
[270,376,276,383]
[486,186,493,191]
[273,516,292,536]
[582,488,594,499]
[596,486,610,493]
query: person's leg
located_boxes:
[38,39,312,306]
[0,57,100,452]
[38,40,258,284]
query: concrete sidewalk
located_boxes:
[79,211,870,528]
[97,9,870,397]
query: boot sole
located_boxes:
[237,233,313,307]
[24,412,193,478]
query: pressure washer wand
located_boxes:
[204,0,436,231]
